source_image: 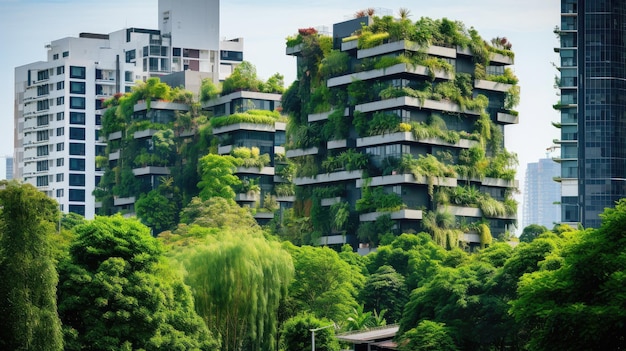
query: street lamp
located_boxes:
[310,324,335,351]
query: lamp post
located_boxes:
[310,324,335,351]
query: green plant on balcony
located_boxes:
[287,122,320,150]
[312,185,345,199]
[455,145,488,180]
[358,31,391,49]
[319,50,350,78]
[231,146,271,169]
[356,185,404,213]
[238,177,261,197]
[367,111,402,136]
[210,109,281,128]
[324,106,350,140]
[420,57,454,80]
[422,210,461,248]
[504,85,521,110]
[486,67,519,85]
[295,155,319,178]
[399,154,456,199]
[261,193,279,212]
[485,149,518,181]
[330,201,350,233]
[275,183,295,197]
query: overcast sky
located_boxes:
[0,0,560,227]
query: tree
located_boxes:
[398,320,458,351]
[0,181,63,351]
[184,232,294,351]
[197,153,241,201]
[519,224,548,243]
[57,215,217,350]
[221,61,262,95]
[178,196,258,229]
[511,199,626,350]
[283,243,363,323]
[135,178,180,235]
[360,265,408,323]
[281,314,339,351]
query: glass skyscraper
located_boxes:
[556,0,626,228]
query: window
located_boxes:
[69,173,85,186]
[69,189,85,202]
[125,49,136,63]
[62,51,69,57]
[95,69,103,80]
[37,130,49,141]
[70,97,85,109]
[173,47,181,56]
[37,115,49,126]
[56,158,64,167]
[68,205,85,216]
[149,57,158,71]
[95,114,102,125]
[37,161,49,172]
[57,66,65,75]
[37,100,49,111]
[95,99,103,110]
[53,53,59,60]
[56,173,64,182]
[69,127,85,140]
[36,175,49,187]
[37,70,49,81]
[69,158,85,171]
[125,71,133,82]
[37,85,49,96]
[95,145,106,156]
[56,189,64,197]
[56,112,64,121]
[56,81,64,90]
[56,96,64,105]
[69,143,85,156]
[69,112,85,125]
[56,142,64,151]
[37,145,49,156]
[70,81,85,94]
[56,127,64,136]
[69,66,85,79]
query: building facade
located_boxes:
[285,15,519,250]
[523,158,561,229]
[555,0,626,228]
[14,0,243,218]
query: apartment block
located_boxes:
[285,15,519,250]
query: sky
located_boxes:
[0,0,560,229]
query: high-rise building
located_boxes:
[285,15,519,251]
[0,156,13,180]
[523,158,561,229]
[14,0,242,218]
[554,0,626,229]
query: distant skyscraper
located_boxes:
[14,0,242,218]
[523,158,561,229]
[0,156,13,180]
[555,0,626,228]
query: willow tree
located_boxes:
[185,233,294,351]
[0,181,63,351]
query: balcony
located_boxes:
[294,170,363,186]
[114,196,136,206]
[254,211,274,220]
[133,128,159,139]
[340,39,358,52]
[359,209,423,222]
[445,205,516,220]
[356,131,477,149]
[236,193,260,202]
[479,177,518,188]
[355,96,481,115]
[134,100,189,112]
[218,145,233,155]
[327,139,347,150]
[276,195,296,203]
[321,197,343,206]
[308,108,349,122]
[132,166,170,176]
[109,150,120,161]
[316,234,352,246]
[108,131,122,141]
[286,43,303,56]
[327,63,452,88]
[212,122,276,135]
[474,79,513,93]
[286,146,319,158]
[356,173,457,188]
[496,111,519,125]
[235,166,274,176]
[357,40,456,60]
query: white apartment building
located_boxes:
[14,0,243,218]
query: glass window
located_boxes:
[68,205,85,216]
[37,130,49,141]
[56,112,64,121]
[125,49,136,63]
[69,173,85,186]
[56,158,64,167]
[70,112,85,125]
[57,127,64,136]
[53,53,59,60]
[37,85,49,96]
[69,158,85,171]
[56,189,64,197]
[36,175,49,187]
[69,127,85,140]
[69,143,85,156]
[37,115,49,126]
[69,66,85,79]
[56,81,64,90]
[70,81,85,94]
[37,70,49,81]
[37,100,49,111]
[125,71,133,82]
[56,96,64,105]
[37,161,49,172]
[70,97,86,109]
[56,173,63,182]
[37,145,49,156]
[57,66,65,75]
[62,51,69,58]
[69,189,85,202]
[95,114,102,125]
[56,142,64,151]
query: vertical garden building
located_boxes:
[284,14,519,250]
